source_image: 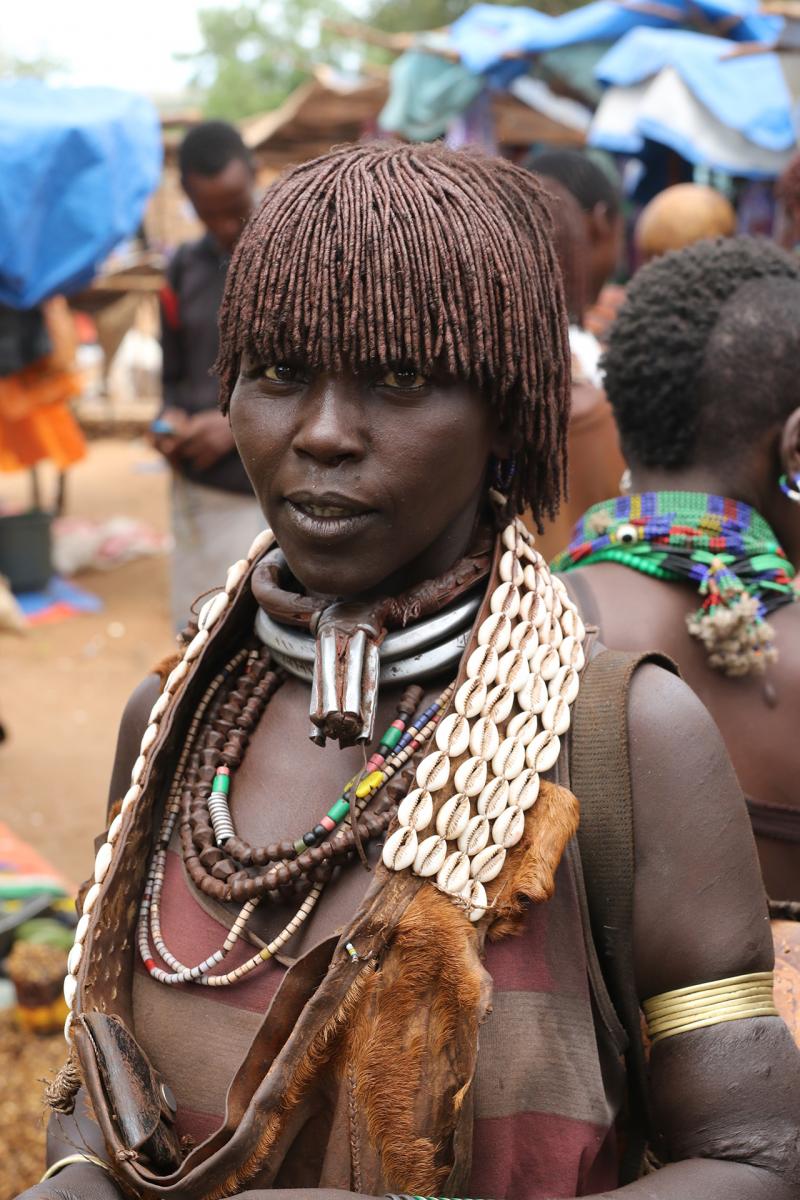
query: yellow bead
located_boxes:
[355,770,383,799]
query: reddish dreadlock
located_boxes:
[216,141,570,521]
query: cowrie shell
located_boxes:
[519,591,547,628]
[506,711,539,745]
[414,834,448,877]
[148,693,171,724]
[463,879,488,922]
[64,1011,74,1041]
[436,793,471,840]
[526,730,561,773]
[94,842,113,884]
[199,590,229,631]
[497,649,530,692]
[82,882,101,914]
[467,644,499,686]
[140,722,159,754]
[492,803,526,848]
[543,617,563,649]
[523,563,539,592]
[482,684,515,724]
[184,628,210,662]
[490,581,521,619]
[74,913,90,945]
[130,755,147,785]
[549,665,580,705]
[435,713,471,758]
[492,736,526,781]
[560,606,579,637]
[519,541,538,564]
[225,558,249,593]
[458,814,491,856]
[477,611,512,653]
[477,778,510,819]
[471,843,506,883]
[469,716,500,762]
[415,751,450,793]
[164,660,190,693]
[122,783,141,812]
[559,635,585,670]
[382,825,418,871]
[542,696,571,737]
[67,942,83,976]
[541,583,555,611]
[107,813,123,845]
[63,974,78,1010]
[398,789,434,831]
[552,573,569,599]
[247,528,273,561]
[437,850,471,895]
[510,620,539,659]
[509,769,540,810]
[455,678,487,719]
[499,549,524,585]
[531,644,560,681]
[517,674,548,714]
[502,523,521,551]
[454,755,488,797]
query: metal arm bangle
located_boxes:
[40,1152,112,1183]
[643,970,778,1043]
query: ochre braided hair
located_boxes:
[216,141,571,521]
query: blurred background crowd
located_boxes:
[2,0,800,1189]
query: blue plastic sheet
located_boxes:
[449,0,780,73]
[0,82,162,308]
[595,29,794,151]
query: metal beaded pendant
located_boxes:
[382,518,585,921]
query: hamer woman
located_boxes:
[27,145,800,1200]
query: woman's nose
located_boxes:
[291,377,366,467]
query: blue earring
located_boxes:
[779,473,800,503]
[493,457,516,494]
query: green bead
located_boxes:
[380,725,403,750]
[212,773,230,794]
[327,796,351,824]
[294,838,307,856]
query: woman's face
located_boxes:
[229,361,501,598]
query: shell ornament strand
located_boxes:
[61,522,585,1041]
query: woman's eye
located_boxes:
[263,363,300,383]
[380,368,427,390]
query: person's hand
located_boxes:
[149,406,191,468]
[172,410,236,472]
[15,1161,123,1200]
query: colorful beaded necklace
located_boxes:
[552,492,797,676]
[136,640,454,988]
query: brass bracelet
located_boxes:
[643,970,778,1043]
[40,1153,112,1183]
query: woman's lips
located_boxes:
[282,493,378,541]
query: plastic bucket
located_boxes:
[0,509,52,592]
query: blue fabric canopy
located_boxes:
[449,0,780,73]
[595,28,794,151]
[0,82,162,309]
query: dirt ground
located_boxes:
[0,438,173,887]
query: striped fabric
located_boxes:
[133,840,624,1197]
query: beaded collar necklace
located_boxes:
[552,491,797,676]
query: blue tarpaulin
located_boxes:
[0,82,162,309]
[594,28,794,151]
[449,0,780,74]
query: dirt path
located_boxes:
[0,438,173,886]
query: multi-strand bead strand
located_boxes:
[137,673,455,987]
[383,519,586,922]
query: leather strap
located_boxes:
[570,646,677,1183]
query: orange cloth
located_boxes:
[533,379,627,563]
[0,357,86,472]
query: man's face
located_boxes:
[183,158,255,255]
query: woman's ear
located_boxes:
[779,406,800,484]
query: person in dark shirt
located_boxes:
[155,121,264,628]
